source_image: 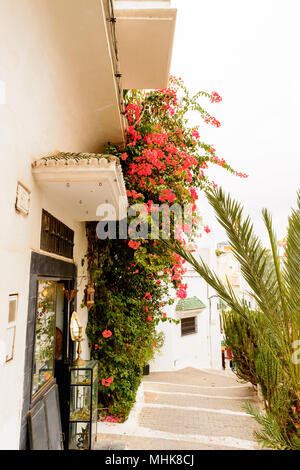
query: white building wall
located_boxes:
[0,2,107,449]
[217,245,257,310]
[150,233,222,372]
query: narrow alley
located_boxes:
[96,368,261,450]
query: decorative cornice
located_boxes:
[32,152,127,202]
[32,152,120,168]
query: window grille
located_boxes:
[40,209,74,259]
[181,316,197,336]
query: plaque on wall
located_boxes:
[15,182,30,215]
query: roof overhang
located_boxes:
[175,295,206,319]
[32,153,128,222]
[114,1,177,89]
[176,308,206,320]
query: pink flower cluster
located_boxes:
[159,188,176,203]
[125,103,142,124]
[236,172,248,178]
[210,91,222,103]
[127,126,141,146]
[204,116,221,128]
[211,155,226,167]
[102,377,114,387]
[101,416,120,423]
[190,188,198,200]
[102,330,112,338]
[191,129,200,139]
[176,283,188,299]
[128,240,141,250]
[126,189,143,199]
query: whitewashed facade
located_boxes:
[0,0,176,449]
[150,232,223,372]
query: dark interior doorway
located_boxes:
[20,252,77,450]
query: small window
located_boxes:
[181,316,197,336]
[40,209,74,259]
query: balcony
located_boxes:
[32,153,127,221]
[114,0,177,89]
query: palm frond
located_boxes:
[162,187,300,449]
[284,190,300,383]
[244,402,295,450]
[205,187,279,318]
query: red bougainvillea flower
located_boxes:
[121,153,128,161]
[102,330,112,338]
[159,188,176,203]
[144,292,152,300]
[236,171,248,178]
[205,116,221,128]
[128,240,141,250]
[102,377,114,387]
[147,316,153,322]
[152,341,157,347]
[210,91,222,103]
[101,416,120,423]
[190,188,198,200]
[95,344,99,350]
[204,225,211,234]
[176,282,188,299]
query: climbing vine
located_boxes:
[85,76,247,420]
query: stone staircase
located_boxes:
[95,368,261,450]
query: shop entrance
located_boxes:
[20,252,77,450]
[29,278,75,449]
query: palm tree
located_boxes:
[163,187,300,449]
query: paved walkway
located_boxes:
[95,368,261,450]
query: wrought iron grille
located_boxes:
[40,209,74,259]
[181,317,197,336]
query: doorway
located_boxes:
[20,252,77,450]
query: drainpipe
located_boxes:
[208,291,219,369]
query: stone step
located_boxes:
[96,432,248,450]
[138,406,258,441]
[143,381,256,398]
[144,391,250,413]
[143,368,244,387]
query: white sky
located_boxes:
[170,0,300,245]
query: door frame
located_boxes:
[19,251,77,450]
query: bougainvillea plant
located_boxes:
[86,76,247,420]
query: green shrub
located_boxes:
[222,309,259,386]
[165,188,300,449]
[85,225,169,421]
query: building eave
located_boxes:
[32,152,128,222]
[114,4,177,89]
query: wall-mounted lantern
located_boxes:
[84,284,95,311]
